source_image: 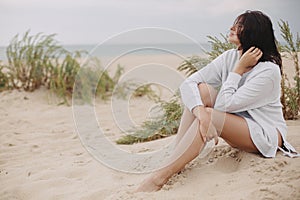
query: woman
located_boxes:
[136,10,298,192]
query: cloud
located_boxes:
[0,0,299,46]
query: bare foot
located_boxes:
[135,174,166,193]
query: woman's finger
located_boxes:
[209,124,218,145]
[214,135,219,145]
[256,50,263,57]
[199,122,207,143]
[246,46,256,53]
[252,48,259,54]
[252,48,261,54]
[201,132,207,143]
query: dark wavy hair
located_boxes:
[234,10,282,71]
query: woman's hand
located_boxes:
[198,116,219,145]
[234,47,263,75]
[193,106,218,145]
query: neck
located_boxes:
[238,49,242,57]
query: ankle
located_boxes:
[152,169,173,186]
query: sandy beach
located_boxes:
[1,54,300,200]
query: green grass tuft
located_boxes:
[116,95,182,144]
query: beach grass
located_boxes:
[279,20,300,119]
[116,95,182,144]
[2,31,132,105]
[0,64,9,91]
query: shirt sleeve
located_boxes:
[179,53,224,112]
[214,70,275,113]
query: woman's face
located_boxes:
[228,22,242,47]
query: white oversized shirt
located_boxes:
[180,49,298,157]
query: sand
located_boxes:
[1,54,300,200]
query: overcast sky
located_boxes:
[0,0,299,46]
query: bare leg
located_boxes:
[174,83,217,146]
[136,118,204,192]
[173,108,195,147]
[136,83,217,192]
[206,107,258,152]
[198,83,218,108]
[136,83,282,192]
[136,109,260,193]
[206,107,283,151]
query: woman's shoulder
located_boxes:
[251,61,281,78]
[214,48,239,62]
[220,48,238,57]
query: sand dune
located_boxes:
[1,52,300,199]
[1,87,299,200]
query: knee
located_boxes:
[204,107,214,120]
[198,83,217,108]
[204,107,213,114]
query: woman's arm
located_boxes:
[179,52,229,145]
[179,51,226,112]
[214,47,277,113]
[214,70,275,113]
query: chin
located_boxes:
[227,37,234,43]
[228,39,236,45]
[228,39,240,47]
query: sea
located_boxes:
[0,43,212,61]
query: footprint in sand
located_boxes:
[207,146,243,173]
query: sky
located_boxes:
[0,0,299,46]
